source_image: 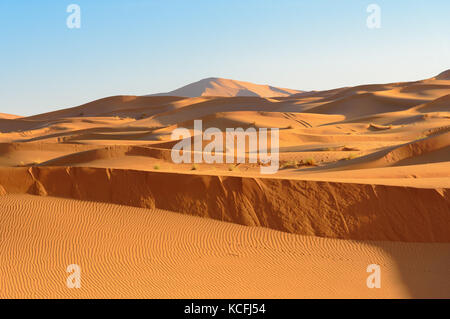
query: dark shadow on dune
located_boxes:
[366,240,450,298]
[235,89,260,97]
[340,190,450,298]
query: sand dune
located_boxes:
[0,113,21,120]
[149,77,303,97]
[23,96,184,121]
[434,69,450,80]
[1,194,448,299]
[0,166,448,242]
[1,70,449,298]
[304,93,428,118]
[0,144,98,168]
[315,131,450,171]
[415,94,450,113]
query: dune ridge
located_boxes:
[316,131,450,171]
[0,166,448,242]
[434,69,450,80]
[0,113,21,120]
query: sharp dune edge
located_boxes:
[1,72,450,298]
[0,166,448,242]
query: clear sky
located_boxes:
[1,0,449,116]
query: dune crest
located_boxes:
[434,69,450,81]
[0,113,21,119]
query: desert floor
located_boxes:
[0,71,449,298]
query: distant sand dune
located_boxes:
[304,93,428,118]
[320,131,450,170]
[434,69,450,80]
[148,77,303,98]
[0,113,21,120]
[415,94,450,113]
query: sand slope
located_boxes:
[434,69,450,80]
[0,113,21,120]
[1,194,448,299]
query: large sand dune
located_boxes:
[1,194,448,299]
[149,77,303,97]
[1,71,449,298]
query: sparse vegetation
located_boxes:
[30,159,42,166]
[58,136,71,143]
[342,146,360,152]
[303,158,316,166]
[280,160,300,169]
[280,158,319,168]
[368,123,392,131]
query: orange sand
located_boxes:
[1,72,449,298]
[1,194,448,299]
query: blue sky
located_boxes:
[1,0,449,116]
